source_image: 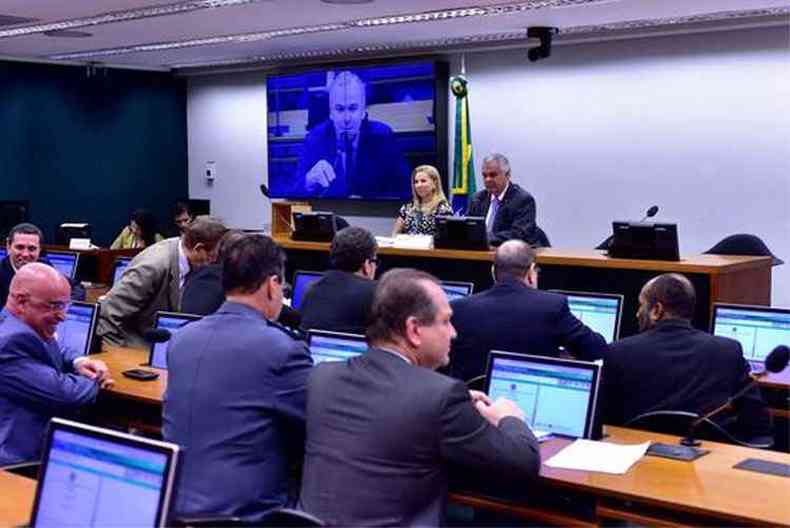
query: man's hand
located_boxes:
[474,397,526,427]
[306,160,336,191]
[75,358,110,383]
[468,390,492,406]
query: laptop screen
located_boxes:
[292,271,323,311]
[31,418,180,528]
[440,281,474,301]
[553,290,623,343]
[308,330,367,364]
[112,257,132,285]
[485,352,602,439]
[46,251,79,280]
[0,248,6,260]
[56,302,97,357]
[712,304,790,364]
[149,312,202,369]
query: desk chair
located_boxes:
[534,226,551,248]
[704,233,783,265]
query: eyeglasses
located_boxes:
[27,296,70,312]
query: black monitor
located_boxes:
[0,200,29,240]
[608,221,679,261]
[433,216,488,251]
[292,212,336,242]
[55,223,92,246]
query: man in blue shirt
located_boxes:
[0,263,112,465]
[163,234,313,521]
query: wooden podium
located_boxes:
[271,201,311,237]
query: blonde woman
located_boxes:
[392,165,453,236]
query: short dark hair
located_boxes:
[643,273,696,320]
[366,268,440,344]
[330,226,377,272]
[7,223,43,245]
[222,234,285,295]
[173,201,192,218]
[183,216,227,251]
[493,240,535,282]
[217,229,247,263]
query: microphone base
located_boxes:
[680,437,702,447]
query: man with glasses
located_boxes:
[163,235,312,522]
[449,240,607,382]
[0,263,112,465]
[300,226,379,335]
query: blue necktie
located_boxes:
[487,196,500,235]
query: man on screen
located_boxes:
[294,71,410,199]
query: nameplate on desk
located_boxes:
[69,238,94,250]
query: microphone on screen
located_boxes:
[764,345,789,374]
[259,184,271,199]
[143,328,172,344]
[638,205,659,223]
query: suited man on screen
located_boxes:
[294,71,409,199]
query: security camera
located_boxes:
[527,27,559,62]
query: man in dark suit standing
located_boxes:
[299,226,378,335]
[163,235,313,522]
[450,240,607,382]
[602,273,771,440]
[299,268,540,526]
[467,153,542,246]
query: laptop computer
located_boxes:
[308,330,367,364]
[56,301,98,357]
[292,270,323,311]
[485,351,603,440]
[711,303,790,372]
[45,250,79,280]
[148,311,203,369]
[111,256,133,286]
[29,417,180,528]
[551,290,624,343]
[440,280,475,301]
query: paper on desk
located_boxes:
[545,439,651,474]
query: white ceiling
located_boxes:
[0,0,787,72]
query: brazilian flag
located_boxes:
[450,75,476,213]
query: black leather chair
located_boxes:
[262,508,325,527]
[534,226,551,248]
[704,234,783,265]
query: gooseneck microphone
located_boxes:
[680,345,789,447]
[143,328,172,344]
[638,205,659,223]
[595,205,659,250]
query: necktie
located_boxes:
[487,196,500,234]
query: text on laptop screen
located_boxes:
[292,272,323,310]
[566,295,620,343]
[56,303,96,357]
[713,306,790,363]
[151,315,199,369]
[113,258,132,285]
[488,357,595,438]
[440,281,473,301]
[34,428,169,527]
[47,252,78,279]
[310,333,366,364]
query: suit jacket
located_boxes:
[0,309,98,465]
[96,237,181,349]
[467,183,539,246]
[299,270,376,335]
[602,319,772,439]
[292,119,410,199]
[163,302,313,521]
[299,348,540,526]
[0,256,85,308]
[449,280,608,382]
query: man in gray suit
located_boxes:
[299,268,541,526]
[97,216,226,348]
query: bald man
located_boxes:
[0,263,112,465]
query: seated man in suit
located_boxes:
[450,240,607,382]
[467,153,543,247]
[603,273,771,440]
[299,268,540,526]
[164,235,313,522]
[97,216,227,348]
[299,226,377,335]
[0,223,85,307]
[0,263,112,465]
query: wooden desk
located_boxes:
[451,426,790,527]
[274,236,772,337]
[0,471,36,527]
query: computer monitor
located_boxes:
[433,216,488,251]
[608,221,679,261]
[0,247,6,261]
[308,330,367,364]
[485,352,603,439]
[148,312,202,369]
[56,301,98,357]
[112,256,133,286]
[711,303,790,370]
[292,270,323,311]
[30,418,180,528]
[440,280,474,301]
[292,211,336,242]
[45,250,79,280]
[551,290,623,343]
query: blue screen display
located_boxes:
[310,333,367,364]
[441,281,473,301]
[113,258,132,285]
[714,307,790,363]
[151,315,200,370]
[292,272,323,311]
[47,252,78,279]
[267,61,438,200]
[57,303,96,357]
